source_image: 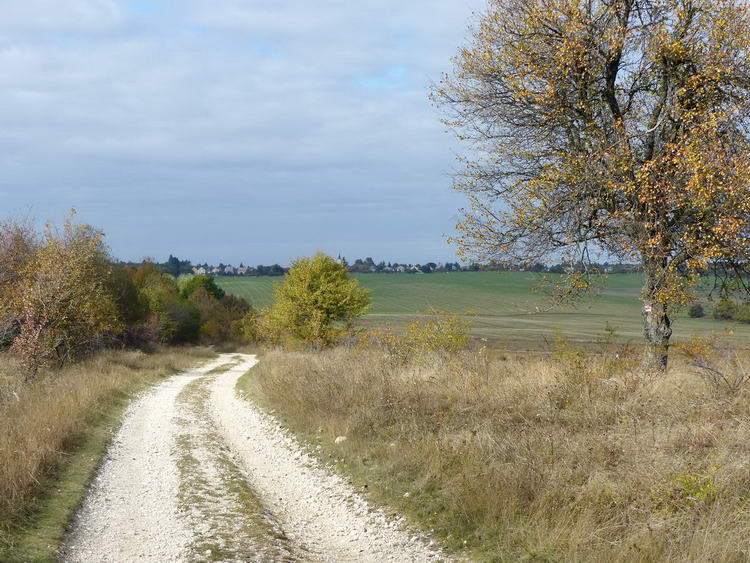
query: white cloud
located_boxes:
[0,0,485,263]
[2,0,122,31]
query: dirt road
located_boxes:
[61,354,446,562]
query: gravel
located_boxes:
[61,353,450,562]
[209,355,448,562]
[61,356,230,563]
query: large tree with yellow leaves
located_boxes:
[434,0,750,370]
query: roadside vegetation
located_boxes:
[0,214,232,556]
[0,214,255,381]
[243,332,750,561]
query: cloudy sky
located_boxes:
[1,0,484,265]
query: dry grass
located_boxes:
[243,344,750,562]
[0,346,214,543]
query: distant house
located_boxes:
[211,267,221,275]
[236,267,250,276]
[192,266,207,275]
[224,265,236,275]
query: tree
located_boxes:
[734,302,750,323]
[0,219,37,347]
[713,298,737,320]
[180,274,226,300]
[165,254,180,277]
[434,0,750,370]
[266,252,371,346]
[10,218,122,377]
[138,271,201,344]
[688,303,705,318]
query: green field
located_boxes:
[216,272,750,345]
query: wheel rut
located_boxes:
[61,354,448,562]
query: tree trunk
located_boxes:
[641,262,672,372]
[642,303,671,372]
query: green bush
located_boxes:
[688,303,705,318]
[366,309,471,362]
[735,302,750,324]
[713,298,737,321]
[180,274,225,300]
[265,253,371,346]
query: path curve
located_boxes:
[62,354,448,562]
[209,355,444,562]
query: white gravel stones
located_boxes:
[61,356,230,563]
[209,355,448,562]
[61,353,450,562]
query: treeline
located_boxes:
[0,217,256,379]
[125,255,287,277]
[339,257,642,275]
[157,254,644,277]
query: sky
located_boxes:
[0,0,485,266]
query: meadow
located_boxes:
[217,272,750,345]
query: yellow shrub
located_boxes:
[364,309,471,361]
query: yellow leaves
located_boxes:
[437,0,750,297]
[265,253,371,347]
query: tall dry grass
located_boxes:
[0,347,213,532]
[246,344,750,561]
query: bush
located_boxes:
[265,253,371,346]
[139,273,200,344]
[180,274,225,300]
[688,303,705,318]
[366,309,471,362]
[735,302,750,324]
[9,219,122,377]
[713,298,738,320]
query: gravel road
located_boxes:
[61,354,447,562]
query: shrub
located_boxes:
[233,310,265,343]
[735,302,750,324]
[713,298,737,320]
[9,219,122,378]
[265,253,371,346]
[680,336,750,394]
[366,309,471,362]
[180,274,225,300]
[403,310,470,357]
[139,273,200,344]
[688,303,705,318]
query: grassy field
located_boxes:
[217,272,750,345]
[243,346,750,561]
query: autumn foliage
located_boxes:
[0,215,255,378]
[434,0,750,369]
[263,253,371,346]
[1,219,120,377]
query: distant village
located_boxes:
[143,255,643,278]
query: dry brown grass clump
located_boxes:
[0,347,213,531]
[246,344,750,562]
